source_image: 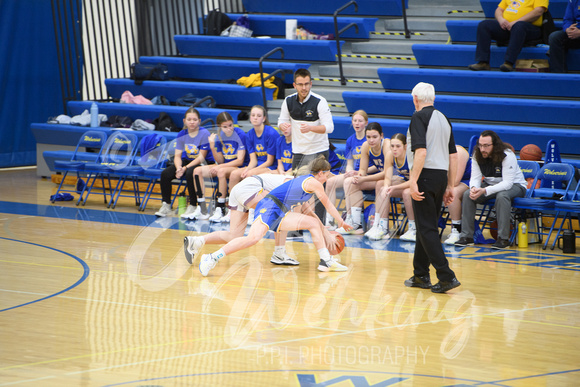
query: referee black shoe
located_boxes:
[404,275,432,289]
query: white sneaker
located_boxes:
[317,257,348,272]
[220,210,230,223]
[270,251,300,266]
[444,229,461,245]
[155,202,173,217]
[336,223,363,235]
[194,207,210,220]
[199,254,218,276]
[180,205,197,220]
[365,224,380,239]
[400,228,416,242]
[209,207,224,222]
[184,236,205,264]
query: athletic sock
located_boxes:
[351,207,362,226]
[373,212,380,227]
[452,220,461,232]
[274,246,285,254]
[318,248,331,261]
[198,198,207,213]
[408,220,416,230]
[217,198,226,208]
[212,248,226,261]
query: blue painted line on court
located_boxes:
[0,200,577,261]
[101,369,513,386]
[0,237,90,312]
[488,368,580,384]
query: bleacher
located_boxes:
[412,44,580,70]
[377,67,580,98]
[34,0,580,211]
[240,0,408,16]
[174,35,344,62]
[225,13,377,39]
[138,57,307,84]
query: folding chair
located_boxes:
[546,175,580,250]
[77,131,138,206]
[108,134,167,209]
[49,130,108,203]
[510,162,576,249]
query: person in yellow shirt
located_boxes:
[468,0,548,72]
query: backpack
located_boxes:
[153,112,179,132]
[206,9,231,36]
[541,10,557,45]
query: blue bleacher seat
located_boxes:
[68,101,241,126]
[446,19,564,43]
[225,13,377,39]
[138,56,307,85]
[412,44,580,71]
[342,90,580,126]
[173,35,344,62]
[104,79,274,108]
[241,0,408,16]
[377,67,580,98]
[330,116,580,156]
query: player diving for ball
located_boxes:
[184,173,298,266]
[195,156,351,276]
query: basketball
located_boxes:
[520,144,543,161]
[328,231,345,255]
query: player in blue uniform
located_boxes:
[443,145,472,245]
[227,105,280,196]
[198,156,352,276]
[324,110,368,229]
[192,112,247,220]
[365,133,414,240]
[156,107,214,218]
[337,122,390,234]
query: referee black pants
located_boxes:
[411,168,456,282]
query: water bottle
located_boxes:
[90,102,99,127]
[518,221,528,248]
[178,192,187,216]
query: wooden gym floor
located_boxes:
[1,168,579,386]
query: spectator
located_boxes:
[455,130,527,249]
[548,0,580,73]
[404,82,460,294]
[468,0,548,72]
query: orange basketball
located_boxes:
[328,231,345,255]
[520,144,543,161]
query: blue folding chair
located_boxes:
[510,162,576,249]
[547,176,580,250]
[49,130,108,203]
[77,131,138,206]
[108,134,167,209]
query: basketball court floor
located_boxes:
[1,168,579,386]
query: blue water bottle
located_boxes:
[90,102,99,127]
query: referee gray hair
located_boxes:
[411,82,435,104]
